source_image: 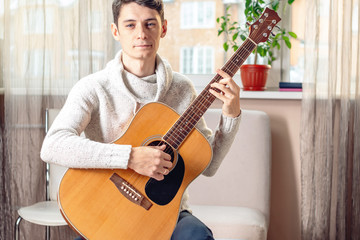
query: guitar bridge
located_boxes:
[110,173,153,210]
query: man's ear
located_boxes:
[111,23,120,41]
[160,20,167,38]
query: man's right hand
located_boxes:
[128,144,172,181]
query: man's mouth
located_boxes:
[134,44,152,48]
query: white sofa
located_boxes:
[40,108,271,240]
[188,109,271,240]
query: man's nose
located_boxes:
[137,25,147,39]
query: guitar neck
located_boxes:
[163,38,257,149]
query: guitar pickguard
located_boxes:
[144,140,185,205]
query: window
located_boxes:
[0,0,3,39]
[180,47,214,74]
[68,50,105,81]
[159,0,304,90]
[23,49,51,80]
[58,0,77,7]
[0,0,4,89]
[89,10,102,33]
[288,0,305,83]
[3,0,304,95]
[180,1,215,29]
[24,7,54,34]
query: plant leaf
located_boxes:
[223,42,229,51]
[245,0,252,9]
[288,31,298,39]
[282,36,290,41]
[272,0,280,11]
[288,0,295,4]
[232,32,239,41]
[284,39,292,48]
[272,40,277,48]
[256,46,264,57]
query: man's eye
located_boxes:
[146,22,156,27]
[126,24,135,28]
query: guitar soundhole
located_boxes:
[145,140,185,206]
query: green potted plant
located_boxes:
[217,0,297,90]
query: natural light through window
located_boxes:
[180,1,215,29]
[0,0,307,93]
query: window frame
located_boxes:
[180,46,215,75]
[180,1,216,29]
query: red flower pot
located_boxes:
[240,64,271,91]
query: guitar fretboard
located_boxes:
[163,39,257,150]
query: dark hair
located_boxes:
[112,0,164,26]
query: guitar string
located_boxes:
[128,19,276,185]
[151,20,275,169]
[182,18,277,128]
[166,40,255,142]
[157,42,254,156]
[159,22,272,152]
[161,19,275,152]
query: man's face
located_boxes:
[111,2,167,63]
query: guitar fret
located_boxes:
[165,138,178,149]
[197,93,213,109]
[173,129,187,141]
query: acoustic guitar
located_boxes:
[58,8,280,239]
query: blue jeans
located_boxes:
[171,210,214,240]
[75,210,214,240]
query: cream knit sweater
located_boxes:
[40,51,241,210]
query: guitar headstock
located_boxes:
[248,8,281,44]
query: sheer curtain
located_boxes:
[301,0,360,239]
[0,0,116,239]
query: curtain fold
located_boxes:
[301,0,360,239]
[1,0,116,239]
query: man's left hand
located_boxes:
[209,69,241,118]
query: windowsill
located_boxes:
[240,88,302,100]
[0,87,302,100]
[189,75,302,100]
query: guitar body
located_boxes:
[58,102,212,240]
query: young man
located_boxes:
[41,0,241,239]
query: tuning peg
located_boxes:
[246,22,251,27]
[267,39,273,44]
[270,32,276,37]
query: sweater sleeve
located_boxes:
[197,112,242,177]
[40,80,132,169]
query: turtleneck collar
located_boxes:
[106,50,173,106]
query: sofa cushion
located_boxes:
[190,205,267,240]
